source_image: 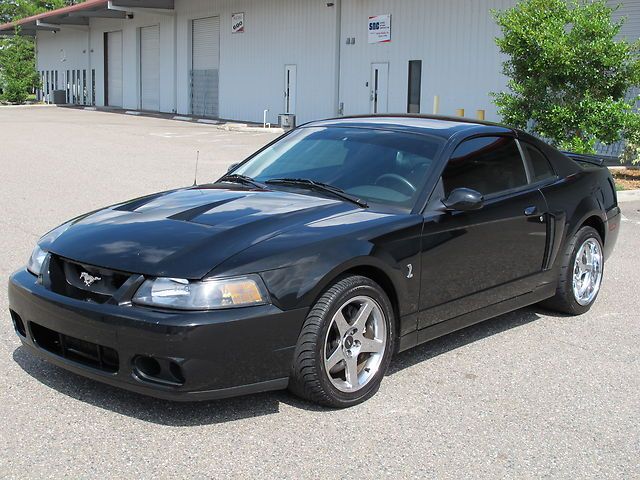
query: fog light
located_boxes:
[133,355,185,386]
[10,310,26,337]
[133,355,161,377]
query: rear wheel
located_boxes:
[541,226,604,315]
[289,275,395,408]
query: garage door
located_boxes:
[140,25,160,111]
[106,31,123,108]
[191,16,220,118]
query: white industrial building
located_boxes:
[1,0,638,127]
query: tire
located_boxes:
[289,275,396,408]
[541,226,604,315]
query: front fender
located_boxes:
[208,212,423,316]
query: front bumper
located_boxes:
[8,269,308,401]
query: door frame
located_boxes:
[284,64,297,114]
[104,30,123,108]
[370,62,389,114]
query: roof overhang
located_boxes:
[0,0,174,36]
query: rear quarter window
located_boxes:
[522,142,556,182]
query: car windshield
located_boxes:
[232,126,444,211]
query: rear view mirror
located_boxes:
[227,163,239,172]
[442,188,484,211]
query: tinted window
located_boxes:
[523,142,555,182]
[234,127,444,211]
[442,136,528,196]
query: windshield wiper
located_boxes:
[265,178,369,208]
[219,174,267,190]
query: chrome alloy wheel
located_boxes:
[572,238,603,306]
[323,295,387,393]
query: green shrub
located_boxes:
[493,0,640,155]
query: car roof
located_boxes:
[304,115,516,139]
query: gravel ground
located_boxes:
[0,106,638,479]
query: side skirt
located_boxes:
[397,283,556,353]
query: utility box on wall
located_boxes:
[53,90,67,104]
[279,113,296,130]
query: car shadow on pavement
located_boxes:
[386,306,544,375]
[12,305,551,424]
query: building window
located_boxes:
[66,70,70,103]
[407,60,422,114]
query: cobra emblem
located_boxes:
[80,272,102,287]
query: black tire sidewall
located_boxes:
[315,278,395,407]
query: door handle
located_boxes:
[524,206,538,216]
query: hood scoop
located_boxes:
[168,197,242,222]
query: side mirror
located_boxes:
[227,163,239,173]
[442,188,484,212]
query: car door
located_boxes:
[418,135,548,329]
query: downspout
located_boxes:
[334,0,342,116]
[173,8,177,113]
[88,22,92,105]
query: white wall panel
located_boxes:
[611,0,640,41]
[36,28,91,103]
[90,11,175,112]
[338,0,518,122]
[34,0,636,124]
[175,0,339,124]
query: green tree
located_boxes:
[0,1,78,103]
[493,0,640,155]
[0,28,40,103]
[0,1,70,25]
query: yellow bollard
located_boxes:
[432,95,440,115]
[455,108,465,117]
[476,110,486,121]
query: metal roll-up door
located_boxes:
[191,16,220,118]
[140,25,160,111]
[106,31,123,108]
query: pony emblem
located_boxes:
[80,272,101,287]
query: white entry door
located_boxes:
[284,64,297,114]
[106,31,123,108]
[370,63,389,114]
[140,25,160,111]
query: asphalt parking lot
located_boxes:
[0,106,638,479]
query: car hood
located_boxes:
[43,185,356,279]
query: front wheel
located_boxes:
[541,226,604,315]
[288,275,395,408]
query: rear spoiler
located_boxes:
[561,151,606,166]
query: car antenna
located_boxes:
[193,150,200,186]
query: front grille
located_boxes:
[47,255,130,303]
[30,322,119,373]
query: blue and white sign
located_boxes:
[368,14,391,44]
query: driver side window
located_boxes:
[442,136,528,197]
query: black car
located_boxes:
[8,116,620,408]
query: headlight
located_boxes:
[132,275,270,310]
[27,245,48,276]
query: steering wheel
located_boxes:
[374,174,417,196]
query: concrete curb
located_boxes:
[60,105,285,134]
[617,189,640,203]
